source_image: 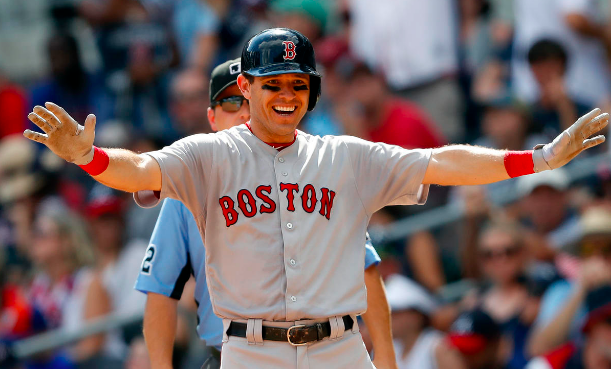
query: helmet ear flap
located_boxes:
[308,76,321,111]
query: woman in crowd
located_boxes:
[27,202,112,366]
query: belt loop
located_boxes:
[222,319,231,343]
[350,315,359,333]
[328,316,339,340]
[254,319,263,345]
[246,319,256,345]
[335,315,346,339]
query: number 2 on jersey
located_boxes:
[141,245,156,275]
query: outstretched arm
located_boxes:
[423,109,608,186]
[24,102,161,193]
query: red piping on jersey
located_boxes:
[245,122,297,151]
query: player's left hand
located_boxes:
[533,108,608,172]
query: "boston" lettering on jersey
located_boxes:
[218,183,336,227]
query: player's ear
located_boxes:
[207,107,218,132]
[238,74,251,100]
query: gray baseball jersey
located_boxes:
[135,125,431,321]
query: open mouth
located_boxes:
[272,105,297,116]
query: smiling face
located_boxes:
[238,73,310,143]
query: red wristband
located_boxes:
[78,146,109,176]
[504,150,534,178]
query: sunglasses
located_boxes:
[211,96,248,112]
[479,245,521,261]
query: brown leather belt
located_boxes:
[226,315,354,346]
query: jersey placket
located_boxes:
[273,145,303,321]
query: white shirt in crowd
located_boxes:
[393,328,442,369]
[102,239,148,316]
[512,0,611,106]
[349,0,458,89]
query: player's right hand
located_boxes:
[24,102,96,165]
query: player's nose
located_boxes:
[277,85,297,99]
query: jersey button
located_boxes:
[282,172,288,176]
[278,157,285,163]
[290,296,297,302]
[290,259,296,266]
[286,222,293,229]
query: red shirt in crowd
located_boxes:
[367,99,446,149]
[0,84,28,139]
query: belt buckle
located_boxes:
[287,324,307,346]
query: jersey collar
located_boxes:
[245,122,297,151]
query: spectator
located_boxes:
[386,274,466,369]
[527,39,593,136]
[0,74,27,140]
[299,36,350,136]
[528,207,611,357]
[511,0,611,108]
[348,0,463,141]
[80,0,177,136]
[30,32,102,126]
[269,0,328,43]
[463,220,537,369]
[526,285,611,369]
[517,168,579,262]
[86,185,147,320]
[143,0,220,71]
[167,68,212,142]
[448,309,503,369]
[475,98,543,151]
[343,62,446,149]
[27,202,111,365]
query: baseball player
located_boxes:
[23,28,607,369]
[134,58,397,369]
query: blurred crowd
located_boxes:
[1,0,611,368]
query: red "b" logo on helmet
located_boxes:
[282,41,296,60]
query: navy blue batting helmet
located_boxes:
[241,28,321,111]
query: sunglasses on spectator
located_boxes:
[211,96,248,112]
[479,245,521,261]
[580,242,611,258]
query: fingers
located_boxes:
[582,112,609,139]
[582,135,605,150]
[32,105,61,129]
[44,102,74,127]
[27,112,53,133]
[23,129,48,143]
[82,114,96,137]
[572,108,602,132]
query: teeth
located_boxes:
[273,106,296,112]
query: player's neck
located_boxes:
[247,119,297,144]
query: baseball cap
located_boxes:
[85,184,124,218]
[269,0,329,32]
[582,284,611,333]
[448,309,501,355]
[516,167,570,198]
[209,58,242,103]
[385,274,437,315]
[560,206,611,256]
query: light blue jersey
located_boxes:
[135,199,381,349]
